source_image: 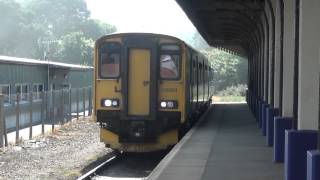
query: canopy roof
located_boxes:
[176,0,265,57]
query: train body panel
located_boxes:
[94,33,213,152]
[100,128,178,152]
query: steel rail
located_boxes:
[77,154,118,180]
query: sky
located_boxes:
[85,0,198,42]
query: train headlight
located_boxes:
[167,101,174,108]
[160,101,167,108]
[112,100,118,106]
[104,99,112,107]
[102,99,119,107]
[160,100,178,109]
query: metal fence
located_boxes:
[0,86,93,147]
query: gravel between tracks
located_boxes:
[0,118,112,180]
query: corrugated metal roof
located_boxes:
[0,55,93,70]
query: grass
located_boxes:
[213,96,246,102]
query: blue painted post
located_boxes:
[257,99,261,122]
[266,108,279,146]
[262,104,269,136]
[306,69,320,180]
[274,117,292,162]
[259,101,265,128]
[284,130,318,180]
[246,89,248,103]
[307,150,320,180]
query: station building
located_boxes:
[0,55,92,105]
[0,55,93,131]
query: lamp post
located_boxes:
[42,24,54,125]
[41,24,54,91]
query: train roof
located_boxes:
[0,55,93,70]
[96,32,211,68]
[96,32,202,54]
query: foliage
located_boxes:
[213,95,245,102]
[202,49,247,92]
[216,84,247,97]
[0,0,116,65]
[56,32,94,65]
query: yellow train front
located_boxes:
[94,33,213,152]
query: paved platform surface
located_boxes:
[149,104,284,180]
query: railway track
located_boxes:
[78,151,168,180]
[77,153,119,180]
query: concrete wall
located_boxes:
[297,0,320,130]
[273,0,282,109]
[282,0,295,117]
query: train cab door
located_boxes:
[121,36,158,122]
[128,48,151,116]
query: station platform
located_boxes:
[149,103,284,180]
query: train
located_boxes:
[93,33,214,152]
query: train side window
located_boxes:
[99,42,121,79]
[160,44,180,80]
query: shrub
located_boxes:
[216,84,247,96]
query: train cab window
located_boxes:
[99,42,121,78]
[160,54,179,79]
[160,44,180,79]
[100,53,120,78]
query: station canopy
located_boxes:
[176,0,264,57]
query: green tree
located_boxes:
[203,49,247,92]
[82,19,117,40]
[56,32,94,65]
[24,0,90,37]
[0,0,117,65]
[0,0,25,55]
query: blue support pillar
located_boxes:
[274,117,292,162]
[246,90,249,103]
[257,99,262,122]
[250,94,255,113]
[255,97,259,118]
[259,101,266,128]
[262,104,269,136]
[248,91,250,104]
[250,92,253,110]
[307,150,320,180]
[266,107,279,146]
[284,130,318,180]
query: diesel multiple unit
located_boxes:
[94,33,213,152]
